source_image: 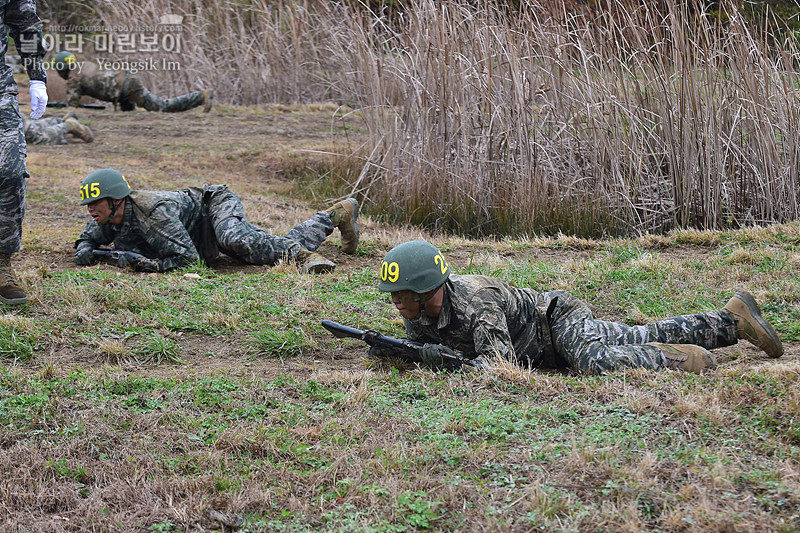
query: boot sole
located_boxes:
[734,291,783,358]
[305,260,335,274]
[0,294,28,306]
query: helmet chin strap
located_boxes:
[413,289,438,318]
[97,198,123,226]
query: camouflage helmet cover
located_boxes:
[51,51,77,71]
[377,240,451,293]
[79,169,132,205]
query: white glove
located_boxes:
[29,80,48,119]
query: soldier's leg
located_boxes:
[123,75,164,112]
[159,90,206,112]
[0,97,29,304]
[125,79,208,113]
[24,117,68,145]
[207,187,306,265]
[0,98,28,255]
[285,212,334,252]
[550,292,737,374]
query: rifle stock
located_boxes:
[321,320,477,367]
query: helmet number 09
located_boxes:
[80,182,101,201]
[381,261,399,283]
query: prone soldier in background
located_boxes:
[51,52,212,113]
[371,240,784,374]
[21,112,93,144]
[73,169,360,273]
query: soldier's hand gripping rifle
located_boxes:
[321,320,478,368]
[92,249,160,272]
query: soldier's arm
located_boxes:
[140,203,200,272]
[74,221,114,252]
[469,296,517,368]
[66,84,82,107]
[6,0,47,83]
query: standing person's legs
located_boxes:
[0,96,29,305]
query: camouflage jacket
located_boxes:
[66,61,126,105]
[74,187,223,272]
[403,274,558,368]
[1,0,47,95]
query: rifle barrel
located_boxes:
[321,320,365,339]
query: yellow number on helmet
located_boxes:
[380,261,400,283]
[434,254,448,275]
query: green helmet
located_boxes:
[51,51,77,71]
[79,169,132,205]
[377,240,451,293]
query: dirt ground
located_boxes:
[10,98,799,380]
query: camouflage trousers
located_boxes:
[547,291,738,374]
[122,73,204,112]
[0,95,28,255]
[206,186,333,265]
[23,117,67,145]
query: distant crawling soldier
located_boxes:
[51,51,212,113]
[22,112,93,144]
[371,240,784,374]
[73,169,360,273]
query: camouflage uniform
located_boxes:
[66,61,204,112]
[74,185,335,272]
[403,274,738,374]
[0,0,46,255]
[21,116,68,145]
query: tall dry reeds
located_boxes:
[53,0,800,236]
[350,0,800,236]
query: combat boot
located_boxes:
[201,89,214,113]
[326,198,359,254]
[649,343,717,374]
[0,254,27,306]
[723,291,783,358]
[64,117,94,143]
[297,249,335,274]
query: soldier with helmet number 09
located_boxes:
[73,169,361,273]
[372,240,784,374]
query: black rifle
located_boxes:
[92,249,159,272]
[321,320,478,368]
[46,102,107,109]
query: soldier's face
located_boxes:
[391,290,421,319]
[86,198,112,223]
[86,198,124,225]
